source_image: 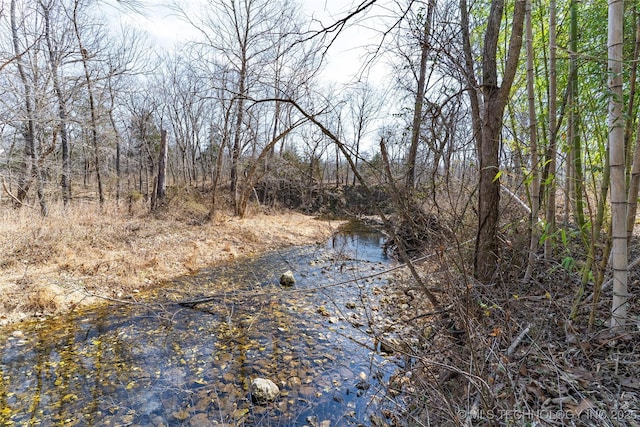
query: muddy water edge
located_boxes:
[0,221,411,426]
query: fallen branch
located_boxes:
[500,184,532,216]
[1,176,36,210]
[178,296,218,307]
[507,323,531,357]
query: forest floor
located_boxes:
[0,189,344,326]
[377,223,640,426]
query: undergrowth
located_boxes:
[377,221,639,426]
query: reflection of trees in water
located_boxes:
[331,233,386,263]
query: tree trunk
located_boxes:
[608,0,628,328]
[11,0,34,205]
[473,0,526,283]
[236,123,299,218]
[544,0,558,258]
[569,0,586,232]
[406,0,436,189]
[108,105,122,205]
[627,122,640,236]
[232,68,247,215]
[41,0,71,207]
[11,0,47,216]
[154,129,168,209]
[460,0,482,154]
[210,103,233,219]
[524,0,540,281]
[73,1,104,207]
[626,15,640,238]
[475,89,503,281]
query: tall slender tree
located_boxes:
[568,0,586,233]
[40,0,72,207]
[72,0,104,207]
[608,0,627,328]
[462,0,526,282]
[406,0,436,190]
[10,0,48,216]
[524,0,540,280]
[544,0,558,259]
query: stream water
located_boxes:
[0,224,407,426]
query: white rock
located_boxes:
[250,378,280,402]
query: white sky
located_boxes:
[116,0,390,85]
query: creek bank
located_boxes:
[0,209,344,326]
[254,182,392,216]
[0,226,409,426]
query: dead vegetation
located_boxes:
[0,188,342,325]
[376,222,639,426]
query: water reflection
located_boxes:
[0,228,401,426]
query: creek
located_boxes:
[0,223,408,426]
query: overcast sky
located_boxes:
[115,0,390,85]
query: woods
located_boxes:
[0,0,638,424]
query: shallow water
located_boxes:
[0,226,404,426]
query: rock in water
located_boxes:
[250,378,280,402]
[280,270,296,286]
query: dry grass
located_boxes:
[0,193,343,325]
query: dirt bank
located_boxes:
[0,201,343,326]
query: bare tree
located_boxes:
[406,0,436,190]
[152,128,168,209]
[461,0,526,282]
[40,0,72,207]
[71,0,105,207]
[179,0,286,214]
[346,83,379,186]
[9,0,48,215]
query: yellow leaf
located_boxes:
[233,408,249,419]
[62,394,77,402]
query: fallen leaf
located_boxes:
[620,376,640,390]
[567,398,595,417]
[525,381,547,402]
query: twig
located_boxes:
[583,254,640,303]
[402,306,454,324]
[178,295,218,307]
[507,323,531,357]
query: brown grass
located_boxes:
[0,194,343,325]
